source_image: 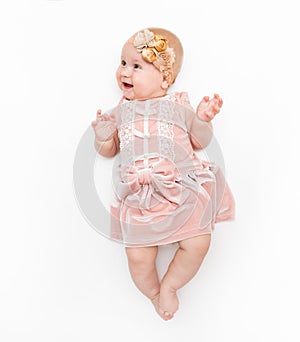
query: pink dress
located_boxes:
[109,92,235,247]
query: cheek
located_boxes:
[116,67,122,80]
[151,71,164,84]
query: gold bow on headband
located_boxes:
[133,29,176,84]
[133,29,169,63]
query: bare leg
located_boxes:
[159,234,211,317]
[125,246,172,320]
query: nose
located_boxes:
[120,65,131,77]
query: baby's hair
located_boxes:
[127,27,184,84]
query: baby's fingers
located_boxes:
[197,96,209,111]
[202,96,210,104]
[211,105,220,115]
[96,109,102,118]
[213,94,223,107]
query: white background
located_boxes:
[0,0,299,341]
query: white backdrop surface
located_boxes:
[0,0,299,341]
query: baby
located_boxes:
[92,28,235,320]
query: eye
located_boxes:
[133,63,141,69]
[121,60,126,66]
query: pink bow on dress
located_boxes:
[116,158,183,210]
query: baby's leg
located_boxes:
[126,246,170,319]
[125,246,159,299]
[160,234,211,316]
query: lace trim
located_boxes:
[158,100,175,161]
[119,123,133,150]
[119,102,135,164]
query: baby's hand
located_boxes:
[91,109,117,142]
[196,94,223,122]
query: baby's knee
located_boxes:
[180,234,211,257]
[126,248,144,265]
[125,247,157,266]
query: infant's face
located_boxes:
[116,42,168,101]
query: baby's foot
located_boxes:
[151,294,174,321]
[159,285,179,318]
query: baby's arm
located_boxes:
[91,109,119,157]
[186,94,223,150]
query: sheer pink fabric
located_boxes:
[109,92,235,246]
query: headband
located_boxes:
[133,29,176,85]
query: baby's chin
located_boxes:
[121,89,167,101]
[123,94,135,100]
[123,92,146,101]
[121,88,136,101]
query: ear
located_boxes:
[161,79,169,90]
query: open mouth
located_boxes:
[123,82,133,89]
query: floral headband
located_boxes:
[133,29,176,84]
